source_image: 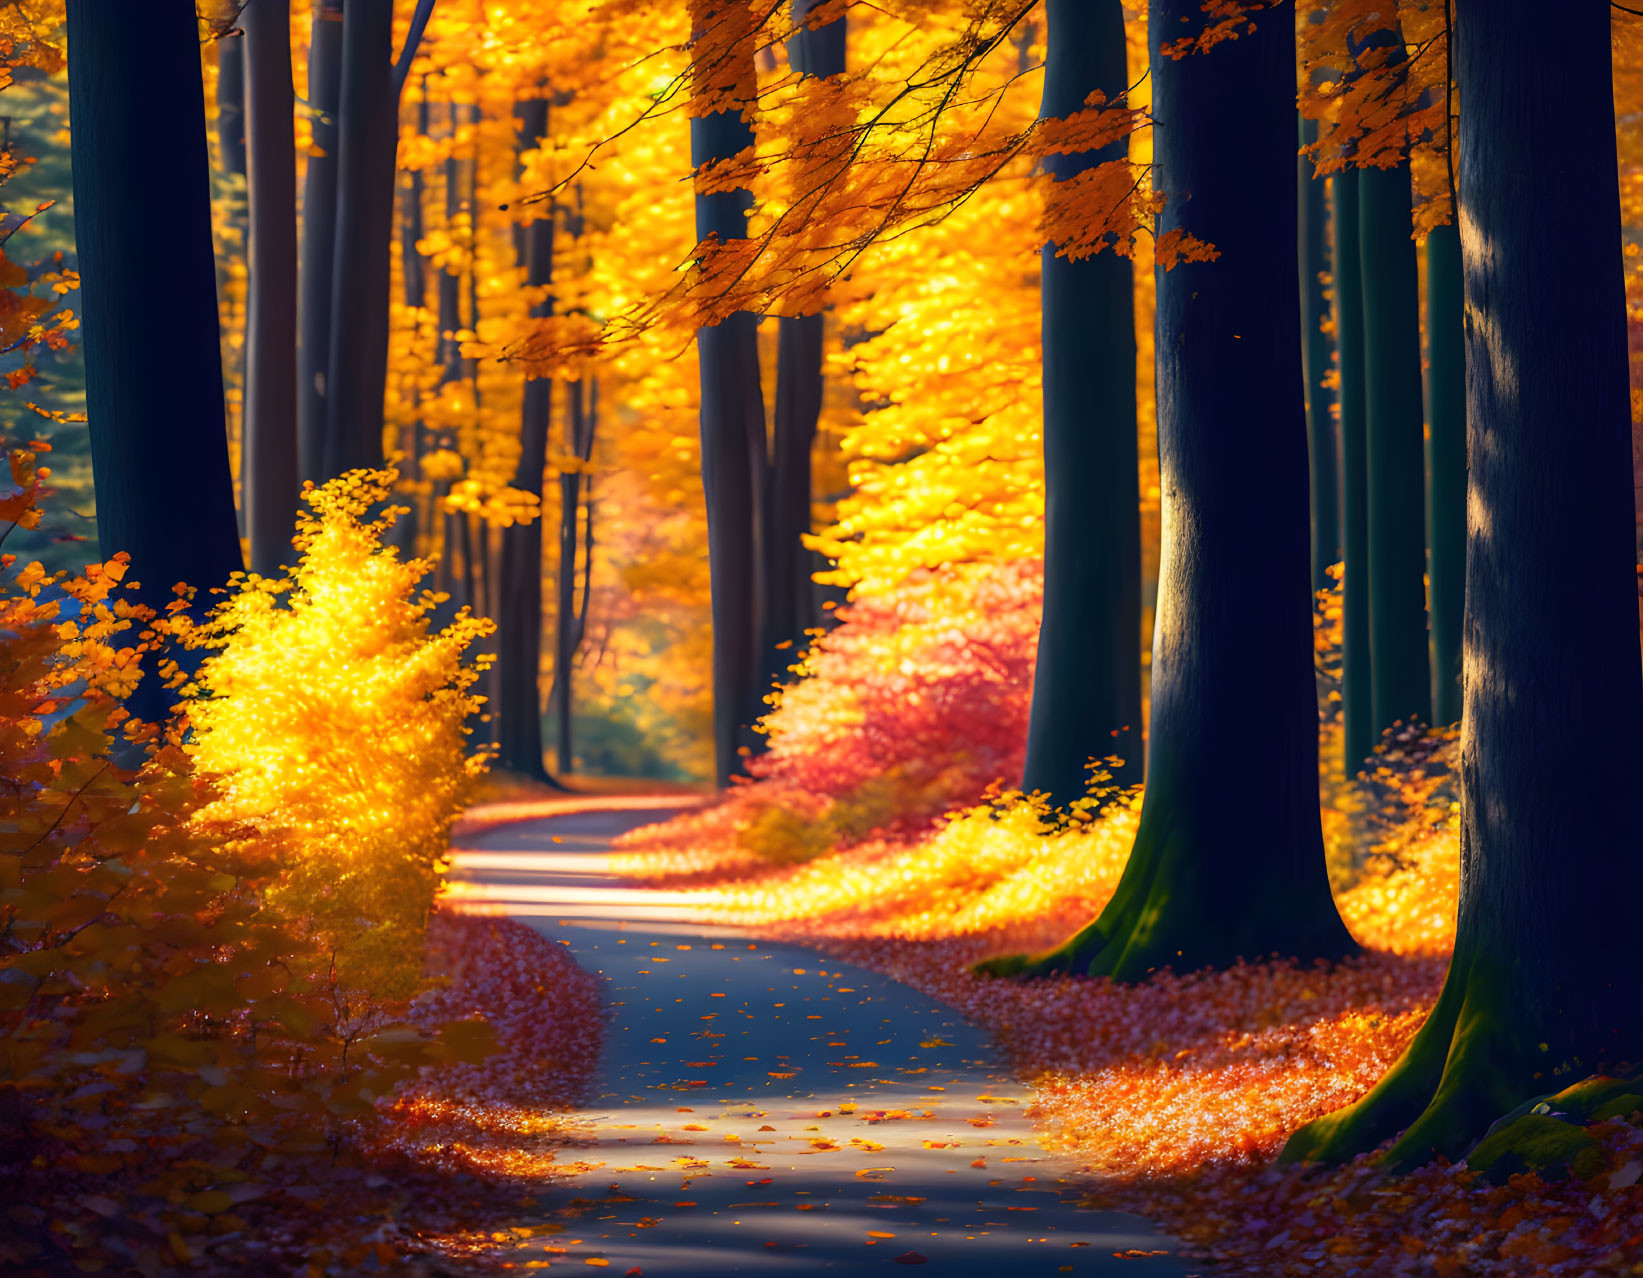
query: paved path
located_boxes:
[447,806,1192,1276]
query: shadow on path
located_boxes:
[447,806,1194,1275]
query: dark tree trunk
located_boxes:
[1299,114,1338,591]
[66,0,245,707]
[217,29,247,178]
[555,380,597,775]
[1019,0,1141,809]
[691,3,768,788]
[496,97,559,783]
[1334,167,1374,770]
[982,0,1355,982]
[1424,222,1465,726]
[321,0,396,480]
[764,0,846,687]
[298,0,343,485]
[1284,0,1643,1169]
[242,0,301,577]
[1359,151,1431,737]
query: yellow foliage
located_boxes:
[182,469,494,998]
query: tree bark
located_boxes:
[66,0,245,710]
[1334,167,1373,771]
[1284,0,1643,1169]
[981,0,1355,981]
[242,0,301,578]
[1424,222,1465,726]
[763,0,847,683]
[496,97,558,782]
[691,2,768,788]
[555,380,597,775]
[1019,0,1142,809]
[298,0,343,485]
[321,0,396,480]
[1299,114,1338,591]
[1359,147,1431,737]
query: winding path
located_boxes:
[447,804,1191,1275]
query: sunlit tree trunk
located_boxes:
[1357,33,1430,740]
[691,0,767,787]
[1299,114,1337,591]
[65,0,244,709]
[242,0,301,577]
[496,97,560,783]
[1019,0,1142,809]
[1424,222,1465,726]
[765,0,846,684]
[322,0,396,479]
[298,0,343,484]
[1285,0,1643,1168]
[982,0,1354,981]
[1334,166,1373,770]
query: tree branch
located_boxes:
[391,0,436,101]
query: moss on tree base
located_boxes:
[973,811,1357,984]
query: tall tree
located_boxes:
[1357,33,1431,739]
[1335,166,1374,770]
[554,379,597,775]
[1299,114,1337,591]
[764,0,845,683]
[298,0,344,484]
[65,0,244,698]
[321,0,396,479]
[1425,221,1465,726]
[496,97,557,782]
[1019,0,1141,808]
[242,0,301,577]
[319,0,434,482]
[981,0,1355,981]
[690,0,768,787]
[1284,0,1643,1169]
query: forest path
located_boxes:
[446,805,1191,1276]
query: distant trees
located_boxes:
[1019,0,1142,808]
[1285,0,1643,1168]
[981,0,1355,980]
[65,0,243,707]
[1356,32,1430,743]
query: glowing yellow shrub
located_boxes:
[183,470,494,998]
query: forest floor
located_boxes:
[443,802,1192,1275]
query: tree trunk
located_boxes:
[1359,150,1431,737]
[241,0,301,578]
[298,0,343,485]
[66,0,245,708]
[496,97,558,783]
[691,2,768,788]
[981,0,1355,982]
[320,0,396,481]
[1334,167,1373,770]
[763,0,846,681]
[555,380,598,775]
[217,29,247,179]
[1299,114,1337,591]
[1284,0,1643,1169]
[1424,222,1465,726]
[1019,0,1141,809]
